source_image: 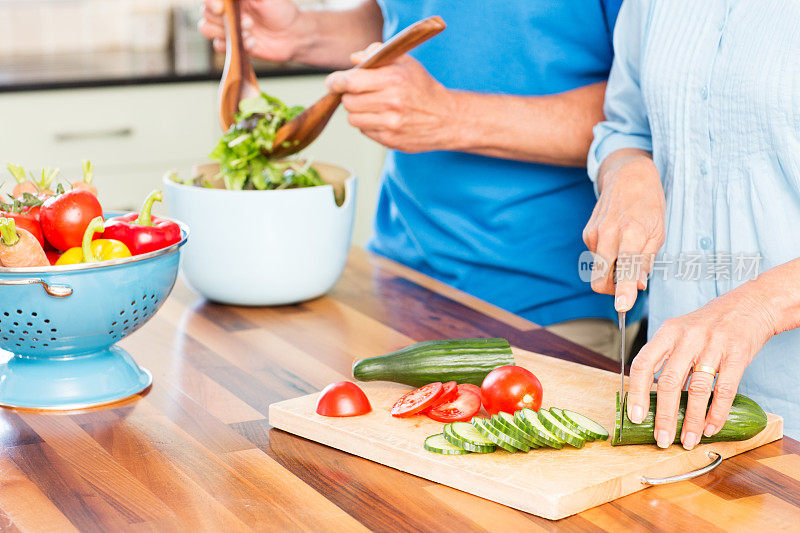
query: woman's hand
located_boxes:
[627,286,776,449]
[583,149,666,311]
[325,44,458,153]
[198,0,304,61]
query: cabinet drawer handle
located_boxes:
[54,127,134,142]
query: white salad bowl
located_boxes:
[164,162,356,306]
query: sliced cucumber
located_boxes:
[551,407,595,442]
[424,434,471,455]
[515,409,564,449]
[562,409,609,441]
[445,422,496,453]
[472,418,519,453]
[538,410,586,448]
[493,412,542,448]
[482,417,530,452]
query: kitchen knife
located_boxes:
[618,310,626,407]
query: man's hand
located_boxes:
[198,0,383,69]
[326,44,457,153]
[582,149,666,311]
[198,0,304,62]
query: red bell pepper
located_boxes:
[102,189,181,255]
[0,193,45,247]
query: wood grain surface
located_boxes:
[270,349,782,520]
[0,248,798,531]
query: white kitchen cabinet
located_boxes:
[0,76,385,245]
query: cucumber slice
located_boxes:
[538,410,586,448]
[493,412,542,448]
[472,418,519,453]
[445,422,496,453]
[551,407,595,442]
[562,409,609,441]
[482,417,530,452]
[515,409,564,449]
[424,434,471,455]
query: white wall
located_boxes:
[0,76,386,246]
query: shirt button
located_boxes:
[700,162,708,175]
[700,237,712,250]
[701,86,709,100]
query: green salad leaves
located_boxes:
[208,93,325,191]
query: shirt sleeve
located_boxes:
[588,0,653,189]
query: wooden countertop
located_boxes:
[1,248,799,531]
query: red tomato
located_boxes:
[481,365,543,415]
[39,190,103,251]
[426,390,481,422]
[390,382,443,418]
[315,382,372,417]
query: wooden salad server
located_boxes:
[268,15,446,159]
[218,0,261,131]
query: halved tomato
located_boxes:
[426,390,481,423]
[390,382,443,417]
[315,382,372,417]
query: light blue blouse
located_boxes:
[589,0,800,438]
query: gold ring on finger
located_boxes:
[693,365,717,378]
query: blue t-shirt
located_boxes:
[369,0,639,326]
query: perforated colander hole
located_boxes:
[43,343,48,347]
[3,312,9,317]
[36,330,42,334]
[31,312,37,317]
[16,310,22,314]
[50,337,56,341]
[44,319,50,324]
[12,322,18,326]
[112,321,117,326]
[50,328,56,332]
[119,310,124,315]
[9,329,14,334]
[26,322,32,327]
[131,301,135,306]
[123,320,129,324]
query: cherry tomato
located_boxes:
[315,382,372,417]
[426,390,481,422]
[390,382,443,417]
[40,190,103,251]
[481,365,543,415]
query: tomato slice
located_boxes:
[315,382,372,417]
[438,381,458,403]
[390,382,443,417]
[426,390,481,423]
[457,383,482,399]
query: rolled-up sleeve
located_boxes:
[588,0,653,189]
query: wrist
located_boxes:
[445,90,484,152]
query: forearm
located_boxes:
[448,82,608,167]
[293,1,383,68]
[736,257,800,336]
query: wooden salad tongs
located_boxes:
[268,15,446,159]
[218,0,261,131]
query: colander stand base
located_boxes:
[0,345,152,411]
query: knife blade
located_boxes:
[618,310,626,405]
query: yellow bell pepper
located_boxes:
[56,216,131,265]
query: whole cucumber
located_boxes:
[352,338,514,387]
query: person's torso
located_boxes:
[637,0,800,436]
[370,0,628,325]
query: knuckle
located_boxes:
[657,372,683,393]
[714,381,738,401]
[682,412,706,427]
[687,378,713,396]
[386,113,403,131]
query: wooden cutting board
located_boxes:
[269,348,783,520]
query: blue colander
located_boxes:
[0,218,188,410]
